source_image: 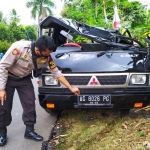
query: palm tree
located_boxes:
[0,11,7,24]
[26,0,55,24]
[9,9,20,24]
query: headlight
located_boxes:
[130,75,146,85]
[45,76,58,85]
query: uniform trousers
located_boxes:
[0,76,36,127]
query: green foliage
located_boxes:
[9,22,27,41]
[137,130,146,137]
[9,9,20,24]
[26,0,55,23]
[0,11,7,24]
[61,0,149,39]
[61,0,108,27]
[0,9,38,51]
[25,25,38,41]
[0,40,11,53]
[0,22,15,42]
[118,1,147,28]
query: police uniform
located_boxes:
[0,40,62,127]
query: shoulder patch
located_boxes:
[49,60,56,69]
[12,48,20,55]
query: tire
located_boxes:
[44,108,62,115]
[119,109,130,117]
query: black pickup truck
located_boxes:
[37,16,150,115]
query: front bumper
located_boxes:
[38,93,150,110]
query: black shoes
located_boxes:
[24,125,43,141]
[0,125,43,146]
[0,134,7,146]
[0,127,7,146]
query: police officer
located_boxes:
[0,35,80,146]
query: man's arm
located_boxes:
[49,67,80,95]
[47,55,80,95]
[0,42,21,105]
[57,75,80,95]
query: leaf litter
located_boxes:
[50,107,150,150]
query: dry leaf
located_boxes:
[90,125,97,127]
[113,140,119,145]
[134,105,150,112]
[143,141,149,146]
[51,139,59,146]
[71,118,76,123]
[101,137,107,141]
[59,134,69,137]
[146,143,150,149]
[67,147,76,150]
[118,139,122,142]
[122,123,127,129]
[134,123,140,129]
[54,139,59,145]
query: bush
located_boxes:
[0,40,11,53]
[0,22,15,43]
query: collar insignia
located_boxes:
[40,59,46,63]
[24,55,28,59]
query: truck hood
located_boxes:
[52,50,149,73]
[39,16,150,73]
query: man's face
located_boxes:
[35,47,52,57]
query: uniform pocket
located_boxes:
[16,59,29,68]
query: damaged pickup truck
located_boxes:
[37,16,150,115]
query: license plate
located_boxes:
[78,95,111,105]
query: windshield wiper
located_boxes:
[97,51,113,58]
[55,53,66,58]
[97,51,106,57]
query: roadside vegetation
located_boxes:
[52,108,150,150]
[0,0,55,53]
[0,10,37,53]
[61,0,150,46]
[0,0,150,53]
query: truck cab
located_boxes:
[37,16,150,115]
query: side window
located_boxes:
[57,34,67,46]
[42,28,54,37]
[48,28,54,37]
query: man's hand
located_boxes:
[0,90,6,105]
[57,76,80,95]
[70,87,80,95]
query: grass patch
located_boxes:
[54,109,150,150]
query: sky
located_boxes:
[0,0,64,25]
[128,0,150,8]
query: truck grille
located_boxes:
[65,75,127,85]
[97,75,127,85]
[65,76,91,85]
